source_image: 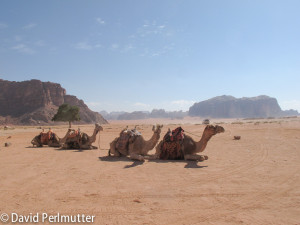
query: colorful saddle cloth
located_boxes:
[159,127,185,160]
[68,130,80,139]
[40,131,55,144]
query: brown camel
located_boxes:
[109,125,163,161]
[153,125,225,161]
[62,123,103,149]
[31,128,72,147]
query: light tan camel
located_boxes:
[62,123,103,149]
[154,125,225,161]
[31,129,72,147]
[109,125,163,161]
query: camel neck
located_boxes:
[145,131,160,151]
[89,128,99,143]
[195,133,214,153]
[59,130,71,144]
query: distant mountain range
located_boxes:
[102,95,298,120]
[188,95,298,118]
[0,79,298,124]
[100,109,187,120]
[0,79,108,125]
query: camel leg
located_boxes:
[144,154,159,160]
[129,153,145,161]
[110,150,121,157]
[48,141,60,147]
[32,141,42,147]
[31,138,42,147]
[61,143,69,149]
[184,154,207,161]
[109,138,122,156]
[82,144,97,150]
[147,141,162,160]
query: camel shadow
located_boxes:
[123,161,144,168]
[149,159,207,169]
[184,161,208,168]
[54,148,96,152]
[99,156,206,169]
[98,156,145,168]
[99,155,131,162]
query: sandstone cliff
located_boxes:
[189,95,299,118]
[0,79,108,125]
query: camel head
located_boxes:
[31,136,39,146]
[95,123,104,132]
[152,124,163,134]
[204,125,225,136]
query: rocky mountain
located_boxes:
[189,95,299,118]
[0,79,108,125]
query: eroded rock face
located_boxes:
[0,79,107,125]
[189,95,299,118]
[0,79,65,117]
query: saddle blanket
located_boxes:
[159,127,185,160]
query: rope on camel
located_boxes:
[98,130,101,157]
[184,130,202,137]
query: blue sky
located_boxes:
[0,0,299,112]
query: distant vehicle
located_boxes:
[202,119,210,125]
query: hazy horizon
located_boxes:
[1,1,299,112]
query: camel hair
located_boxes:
[109,124,163,161]
[62,123,103,150]
[31,128,72,147]
[153,125,225,161]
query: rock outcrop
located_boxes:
[0,79,108,125]
[189,95,299,118]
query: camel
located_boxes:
[109,125,163,161]
[31,128,72,147]
[62,123,103,149]
[153,125,225,161]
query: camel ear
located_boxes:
[152,125,155,131]
[160,124,163,128]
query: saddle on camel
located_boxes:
[114,128,141,154]
[40,129,55,145]
[159,127,185,160]
[64,128,85,148]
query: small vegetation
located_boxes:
[52,103,80,128]
[231,121,244,125]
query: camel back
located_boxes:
[116,129,141,151]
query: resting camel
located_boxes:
[153,125,225,161]
[109,124,163,161]
[62,123,103,149]
[31,128,72,147]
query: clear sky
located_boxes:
[0,0,299,112]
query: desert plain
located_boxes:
[1,117,300,225]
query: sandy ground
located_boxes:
[1,117,300,225]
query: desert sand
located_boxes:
[1,117,300,225]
